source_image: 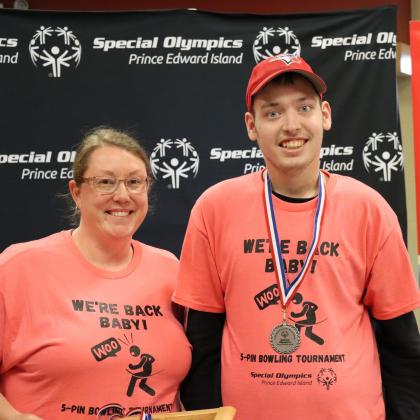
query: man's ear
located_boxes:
[321,100,332,131]
[245,111,258,142]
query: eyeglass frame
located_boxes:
[80,175,151,195]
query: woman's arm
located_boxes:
[0,394,43,420]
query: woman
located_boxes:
[0,127,192,419]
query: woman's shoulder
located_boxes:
[0,230,69,265]
[133,240,179,263]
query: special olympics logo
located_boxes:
[29,26,82,78]
[150,138,199,189]
[362,132,403,182]
[317,368,337,390]
[253,26,301,63]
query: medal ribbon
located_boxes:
[263,169,325,307]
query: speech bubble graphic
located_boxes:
[254,283,279,310]
[91,337,121,362]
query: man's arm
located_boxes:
[372,311,420,419]
[180,309,225,410]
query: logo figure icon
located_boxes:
[150,138,199,189]
[362,132,403,182]
[253,26,301,63]
[317,368,337,390]
[29,25,82,77]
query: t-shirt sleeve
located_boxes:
[173,199,225,313]
[0,260,13,373]
[363,221,420,319]
[0,284,4,368]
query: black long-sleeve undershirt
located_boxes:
[181,309,225,409]
[372,311,420,419]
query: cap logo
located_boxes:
[268,53,302,66]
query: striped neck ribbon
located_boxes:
[263,169,325,307]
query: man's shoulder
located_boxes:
[328,172,396,218]
[329,172,388,201]
[198,171,262,203]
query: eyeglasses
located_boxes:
[81,176,150,194]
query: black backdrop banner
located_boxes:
[0,6,404,256]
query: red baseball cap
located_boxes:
[246,54,327,111]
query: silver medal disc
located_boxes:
[270,322,301,354]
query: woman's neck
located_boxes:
[71,226,133,272]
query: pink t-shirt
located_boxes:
[173,170,420,420]
[0,230,191,419]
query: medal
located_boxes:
[263,170,325,352]
[270,322,301,354]
[270,307,301,354]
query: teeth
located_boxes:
[281,140,305,149]
[109,211,130,217]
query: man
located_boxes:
[173,54,420,419]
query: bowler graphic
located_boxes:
[126,345,156,397]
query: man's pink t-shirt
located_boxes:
[173,170,420,420]
[0,230,191,418]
